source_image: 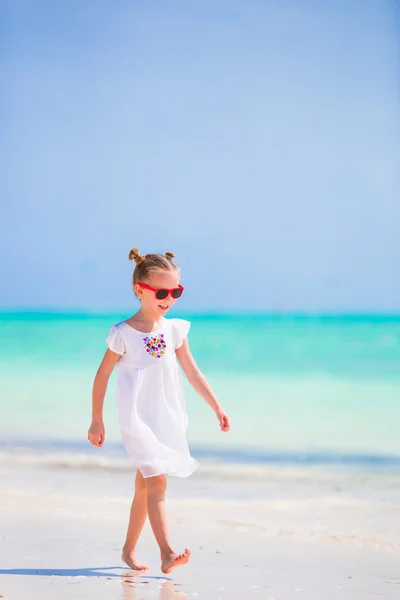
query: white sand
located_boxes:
[1,460,399,599]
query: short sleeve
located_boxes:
[172,318,191,349]
[106,325,126,355]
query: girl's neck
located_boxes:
[131,307,164,326]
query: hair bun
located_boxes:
[165,251,175,261]
[129,247,146,265]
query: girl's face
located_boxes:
[134,270,182,316]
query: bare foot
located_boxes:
[161,549,190,574]
[121,551,149,571]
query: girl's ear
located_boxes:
[133,282,142,298]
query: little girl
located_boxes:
[88,247,230,575]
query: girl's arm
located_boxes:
[176,339,230,432]
[88,349,121,447]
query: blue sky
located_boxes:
[1,0,398,312]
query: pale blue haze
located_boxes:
[1,0,399,312]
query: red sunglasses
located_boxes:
[138,282,184,300]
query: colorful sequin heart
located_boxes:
[143,333,167,359]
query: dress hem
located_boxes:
[135,461,199,480]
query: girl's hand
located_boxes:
[216,408,231,432]
[88,420,105,447]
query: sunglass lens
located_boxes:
[156,290,169,300]
[172,288,183,299]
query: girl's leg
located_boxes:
[146,474,190,574]
[121,469,149,571]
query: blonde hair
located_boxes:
[128,247,178,287]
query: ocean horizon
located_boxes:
[2,310,400,472]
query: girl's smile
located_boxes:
[159,303,171,311]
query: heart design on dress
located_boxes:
[143,333,167,359]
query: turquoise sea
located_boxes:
[1,312,400,469]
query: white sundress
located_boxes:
[106,317,199,478]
